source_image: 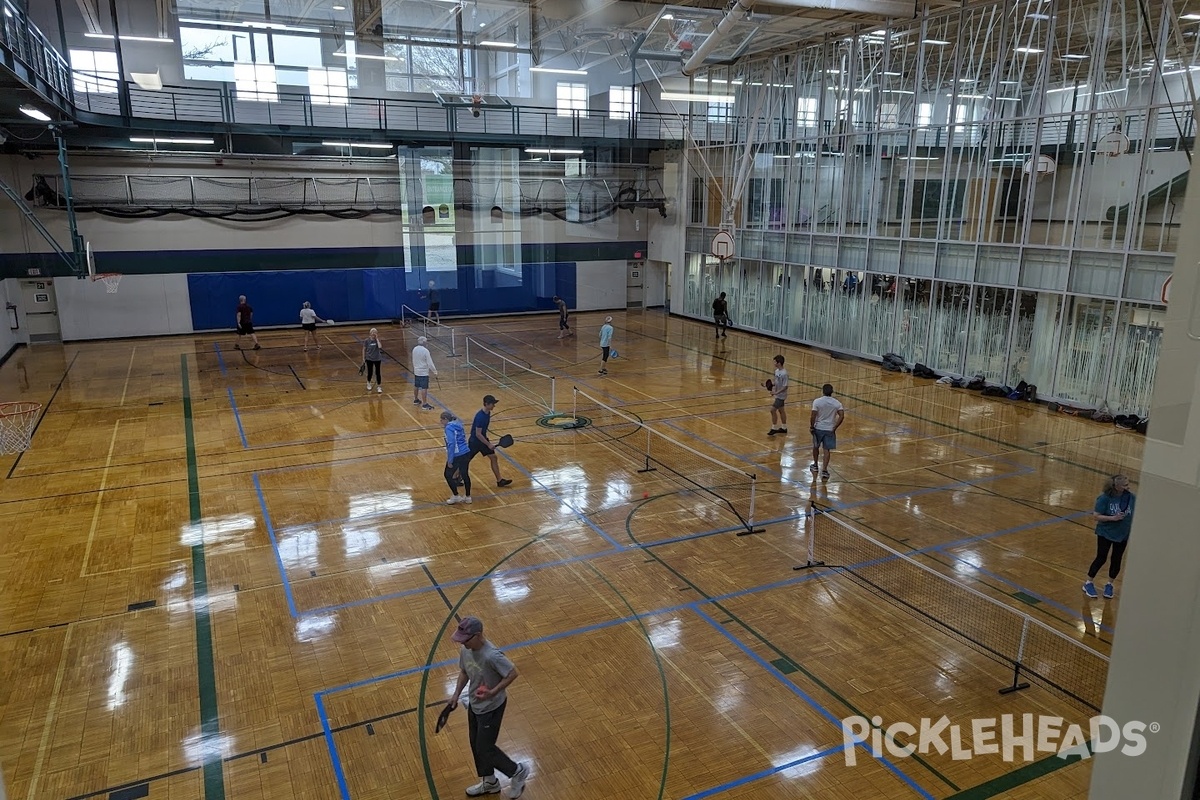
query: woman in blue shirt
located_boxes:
[441,411,473,505]
[598,316,614,375]
[1084,474,1135,599]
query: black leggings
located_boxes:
[559,314,570,330]
[365,360,381,383]
[1088,537,1128,581]
[445,453,472,496]
[468,701,518,779]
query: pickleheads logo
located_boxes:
[840,715,1157,765]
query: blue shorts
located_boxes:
[812,429,837,450]
[772,397,786,409]
[414,375,430,389]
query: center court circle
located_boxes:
[537,413,590,429]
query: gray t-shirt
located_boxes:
[773,368,789,400]
[364,339,381,361]
[460,641,515,714]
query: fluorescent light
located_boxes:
[332,4,346,8]
[19,105,51,122]
[130,137,214,145]
[1162,67,1200,76]
[899,156,939,160]
[1015,46,1044,53]
[854,87,873,93]
[883,89,915,94]
[826,69,841,74]
[707,78,744,85]
[1000,80,1021,85]
[1047,84,1087,93]
[661,13,674,19]
[1182,13,1200,20]
[958,78,976,83]
[531,67,588,75]
[322,141,395,149]
[3,7,10,17]
[953,93,991,99]
[1061,54,1089,61]
[923,39,950,45]
[479,40,516,48]
[883,71,902,76]
[1096,87,1127,95]
[661,91,735,103]
[1026,13,1052,20]
[332,51,397,61]
[524,148,584,155]
[773,154,793,159]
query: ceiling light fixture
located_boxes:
[332,52,397,61]
[129,137,215,145]
[1061,54,1089,61]
[19,104,51,122]
[479,40,517,47]
[922,39,950,45]
[84,32,175,43]
[661,91,735,103]
[332,3,346,8]
[1014,46,1044,53]
[530,67,588,75]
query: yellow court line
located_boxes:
[118,346,136,406]
[24,624,74,800]
[79,419,122,578]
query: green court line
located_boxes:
[944,747,1087,799]
[182,353,227,800]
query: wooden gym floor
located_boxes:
[0,310,1143,800]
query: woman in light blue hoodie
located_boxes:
[441,411,473,505]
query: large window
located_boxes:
[69,49,118,94]
[309,68,348,105]
[234,62,278,102]
[556,82,587,116]
[797,97,819,127]
[609,86,638,120]
[917,102,934,126]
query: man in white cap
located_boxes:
[444,616,529,797]
[598,316,614,375]
[412,335,437,410]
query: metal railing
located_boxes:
[0,2,73,103]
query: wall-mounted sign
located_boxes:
[35,282,45,290]
[35,293,49,303]
[26,268,41,276]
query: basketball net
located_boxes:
[0,402,41,454]
[93,273,122,293]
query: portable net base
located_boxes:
[0,402,41,454]
[795,502,1108,712]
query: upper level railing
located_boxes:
[0,1,73,103]
[71,73,687,141]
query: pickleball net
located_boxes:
[464,337,557,413]
[800,501,1109,710]
[401,304,457,356]
[572,386,762,535]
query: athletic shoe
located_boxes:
[721,333,727,338]
[809,463,818,473]
[377,386,383,394]
[497,478,513,488]
[254,344,261,350]
[1103,583,1115,599]
[778,428,787,434]
[366,382,373,391]
[821,471,830,480]
[466,778,500,796]
[1083,580,1098,599]
[446,496,462,505]
[234,344,241,350]
[767,428,779,436]
[461,496,473,505]
[598,369,607,375]
[506,764,529,798]
[413,399,421,405]
[422,404,434,410]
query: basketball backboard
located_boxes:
[637,6,763,64]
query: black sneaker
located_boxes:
[821,471,830,480]
[253,344,262,350]
[497,478,513,488]
[413,399,421,405]
[778,428,788,434]
[768,428,779,436]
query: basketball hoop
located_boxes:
[1097,131,1129,158]
[92,273,123,293]
[0,401,41,454]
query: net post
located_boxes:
[637,425,657,473]
[450,327,458,357]
[735,474,766,536]
[1000,617,1033,695]
[465,336,471,367]
[572,385,578,425]
[550,376,556,414]
[793,500,826,569]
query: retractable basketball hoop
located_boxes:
[0,402,41,454]
[85,242,122,293]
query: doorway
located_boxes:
[626,261,644,309]
[19,279,60,343]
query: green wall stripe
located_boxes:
[182,353,227,800]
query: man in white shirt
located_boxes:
[768,354,789,436]
[809,383,845,480]
[411,336,438,410]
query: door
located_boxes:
[626,261,644,309]
[20,279,60,342]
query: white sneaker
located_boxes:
[461,496,473,505]
[466,778,500,796]
[366,382,372,391]
[377,385,383,394]
[446,496,462,505]
[506,763,529,798]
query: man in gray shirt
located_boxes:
[445,616,530,797]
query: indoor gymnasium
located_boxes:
[0,0,1198,799]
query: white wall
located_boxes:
[0,280,29,358]
[575,262,627,311]
[56,274,193,340]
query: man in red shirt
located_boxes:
[235,295,261,350]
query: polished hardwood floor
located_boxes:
[0,310,1143,800]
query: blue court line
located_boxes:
[692,607,936,800]
[315,693,353,800]
[680,746,842,800]
[271,486,544,534]
[227,388,249,449]
[253,473,300,618]
[214,342,228,376]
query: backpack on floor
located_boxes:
[912,363,937,379]
[966,375,986,390]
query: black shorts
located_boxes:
[602,346,611,360]
[302,323,317,331]
[429,303,440,312]
[469,441,495,458]
[238,323,255,335]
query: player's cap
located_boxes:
[418,336,427,344]
[451,616,483,642]
[605,316,613,323]
[483,394,499,405]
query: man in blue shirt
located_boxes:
[441,411,473,505]
[598,316,614,375]
[468,395,513,488]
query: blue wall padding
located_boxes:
[187,264,576,329]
